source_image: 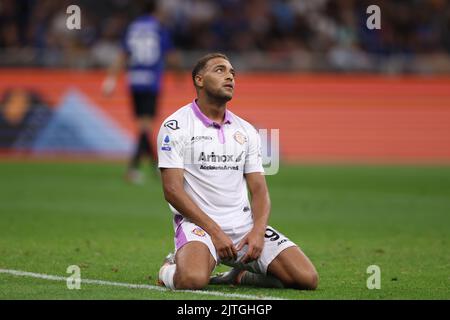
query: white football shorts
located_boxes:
[173,216,297,275]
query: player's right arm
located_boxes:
[157,120,237,261]
[160,168,237,260]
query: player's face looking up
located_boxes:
[195,58,235,102]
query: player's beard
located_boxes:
[205,86,233,105]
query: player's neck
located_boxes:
[196,97,227,124]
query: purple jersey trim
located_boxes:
[175,226,187,250]
[191,99,232,144]
[217,125,226,144]
[174,215,187,250]
[174,214,183,227]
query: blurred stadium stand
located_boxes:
[1,0,450,163]
[1,0,450,72]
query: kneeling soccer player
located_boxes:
[156,53,318,290]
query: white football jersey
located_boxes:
[157,100,264,231]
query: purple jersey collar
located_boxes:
[191,99,232,128]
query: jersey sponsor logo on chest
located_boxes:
[191,136,213,144]
[198,151,244,163]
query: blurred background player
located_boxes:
[102,0,180,184]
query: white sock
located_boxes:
[240,271,284,288]
[159,264,176,290]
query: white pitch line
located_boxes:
[0,269,286,300]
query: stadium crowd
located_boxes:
[1,0,450,72]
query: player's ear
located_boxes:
[195,74,204,88]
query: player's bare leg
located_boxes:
[175,242,215,289]
[266,246,318,290]
[210,246,318,290]
[159,241,215,290]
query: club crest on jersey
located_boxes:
[164,120,180,130]
[233,131,247,145]
[191,227,206,237]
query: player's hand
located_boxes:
[236,228,265,264]
[211,230,238,261]
[101,76,116,96]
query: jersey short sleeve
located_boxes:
[244,127,264,174]
[157,121,186,169]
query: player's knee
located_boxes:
[306,270,319,290]
[287,270,319,290]
[175,271,209,290]
[298,270,319,290]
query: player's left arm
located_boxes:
[238,172,271,264]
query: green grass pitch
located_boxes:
[0,161,449,299]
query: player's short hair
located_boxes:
[192,53,230,88]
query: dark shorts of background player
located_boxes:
[131,90,158,118]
